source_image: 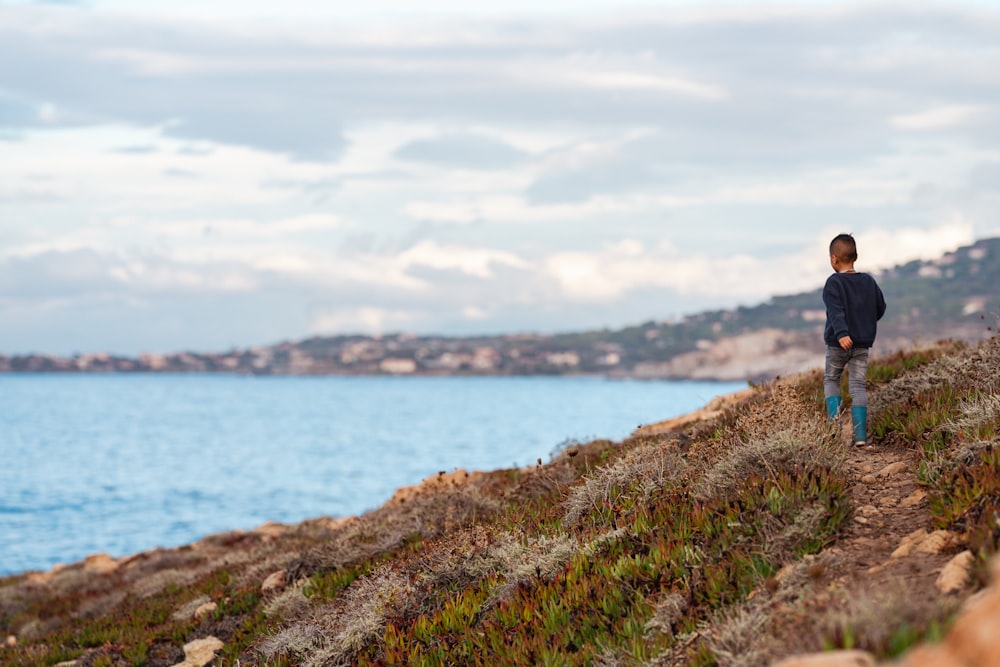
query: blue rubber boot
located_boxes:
[852,406,868,446]
[825,396,842,421]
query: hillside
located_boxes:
[3,238,998,381]
[3,334,999,666]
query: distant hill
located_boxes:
[2,237,997,381]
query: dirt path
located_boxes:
[829,435,957,608]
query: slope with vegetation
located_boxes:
[2,334,1000,666]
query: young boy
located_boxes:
[823,233,887,446]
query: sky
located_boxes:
[2,0,999,355]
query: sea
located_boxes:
[0,374,746,577]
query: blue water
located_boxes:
[0,374,744,576]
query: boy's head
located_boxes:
[830,233,858,264]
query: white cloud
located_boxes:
[890,105,990,131]
[398,240,529,278]
[511,57,728,99]
[544,222,979,305]
[856,220,975,270]
[310,307,416,336]
[546,240,776,302]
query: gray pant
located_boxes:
[824,346,870,407]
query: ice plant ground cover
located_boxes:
[2,335,999,666]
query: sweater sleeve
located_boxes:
[823,276,850,340]
[875,281,886,321]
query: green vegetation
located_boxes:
[3,335,1000,666]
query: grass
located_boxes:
[3,335,1000,666]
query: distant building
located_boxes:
[545,351,580,367]
[379,358,417,374]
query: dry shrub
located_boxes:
[592,647,628,667]
[685,381,829,482]
[288,482,500,581]
[257,623,324,662]
[503,534,577,584]
[410,525,505,591]
[75,589,127,620]
[414,525,576,597]
[259,564,415,667]
[702,601,770,667]
[941,392,1000,439]
[870,336,1000,416]
[694,422,841,502]
[563,442,685,526]
[644,591,688,639]
[761,504,830,564]
[263,582,310,619]
[920,391,1000,483]
[129,568,199,599]
[484,533,579,609]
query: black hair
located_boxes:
[830,233,857,262]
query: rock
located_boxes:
[172,636,224,667]
[5,635,16,647]
[959,588,989,614]
[771,649,875,666]
[53,662,78,667]
[876,461,909,478]
[388,468,484,504]
[945,566,1000,665]
[194,602,217,618]
[899,490,928,508]
[83,553,119,575]
[254,521,288,537]
[262,569,287,593]
[936,550,975,595]
[860,475,877,485]
[892,529,930,558]
[876,495,898,508]
[894,644,963,666]
[26,571,54,584]
[916,530,959,555]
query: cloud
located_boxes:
[890,105,990,131]
[3,2,1000,353]
[399,239,530,278]
[309,307,416,336]
[545,239,778,303]
[857,220,975,270]
[2,3,998,169]
[544,222,978,304]
[112,144,158,154]
[394,132,527,169]
[507,54,728,99]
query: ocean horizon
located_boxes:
[1,373,746,576]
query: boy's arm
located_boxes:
[875,282,886,321]
[823,278,852,347]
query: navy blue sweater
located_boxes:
[823,271,886,348]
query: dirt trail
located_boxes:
[827,435,957,610]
